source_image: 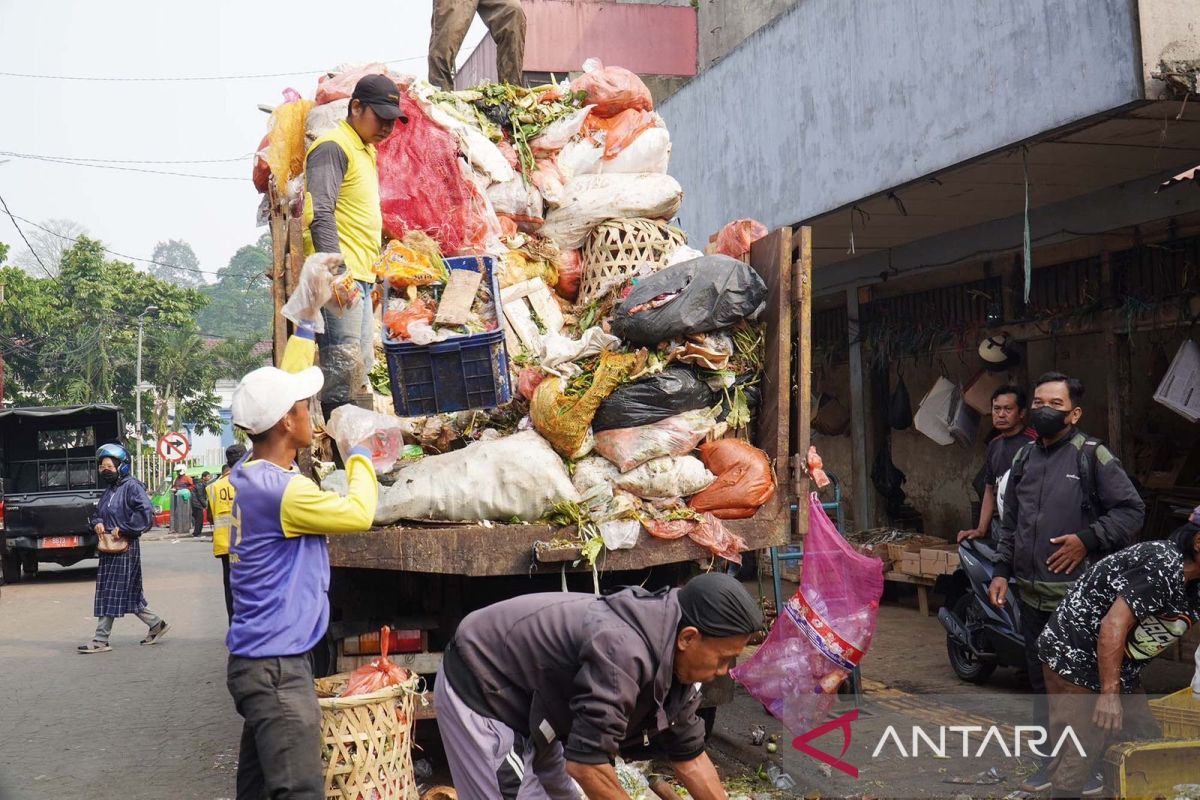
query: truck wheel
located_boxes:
[1,553,20,584]
[20,553,38,578]
[946,594,996,684]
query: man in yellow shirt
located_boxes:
[305,74,407,419]
[208,443,246,624]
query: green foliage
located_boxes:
[150,238,205,289]
[0,236,221,437]
[197,233,273,341]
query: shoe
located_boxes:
[1080,771,1105,797]
[77,641,112,654]
[1019,763,1053,793]
[140,620,170,645]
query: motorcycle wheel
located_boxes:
[946,593,996,684]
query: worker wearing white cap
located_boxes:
[224,320,379,800]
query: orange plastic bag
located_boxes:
[715,219,769,260]
[584,109,658,159]
[341,626,411,697]
[384,298,436,341]
[688,439,777,519]
[644,512,746,564]
[556,249,582,301]
[569,60,653,118]
[375,239,448,289]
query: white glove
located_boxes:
[1192,641,1200,700]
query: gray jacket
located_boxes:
[995,429,1144,607]
[441,587,706,765]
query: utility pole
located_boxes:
[135,305,159,481]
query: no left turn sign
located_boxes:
[157,431,191,463]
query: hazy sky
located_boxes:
[0,0,486,281]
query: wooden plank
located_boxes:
[327,515,786,576]
[846,287,873,530]
[269,198,288,367]
[794,226,812,540]
[286,217,304,343]
[748,227,792,532]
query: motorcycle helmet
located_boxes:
[96,443,131,478]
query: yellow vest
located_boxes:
[303,120,383,283]
[208,474,236,557]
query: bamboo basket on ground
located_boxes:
[578,218,687,305]
[315,672,422,800]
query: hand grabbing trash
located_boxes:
[282,252,359,333]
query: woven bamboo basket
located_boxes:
[578,218,687,305]
[315,672,422,800]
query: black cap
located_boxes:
[351,74,408,122]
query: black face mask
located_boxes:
[1030,407,1070,439]
[99,470,119,486]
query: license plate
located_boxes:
[40,536,83,549]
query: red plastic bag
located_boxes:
[569,60,653,118]
[315,63,388,105]
[732,495,883,734]
[715,219,769,260]
[383,297,436,341]
[341,626,411,698]
[518,368,546,401]
[688,439,777,519]
[252,134,271,194]
[378,93,501,255]
[556,249,582,302]
[644,512,746,564]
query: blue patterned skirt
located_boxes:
[94,537,149,618]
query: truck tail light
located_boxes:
[344,629,424,656]
[0,501,6,531]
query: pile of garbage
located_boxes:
[255,60,775,563]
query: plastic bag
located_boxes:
[531,105,594,152]
[540,327,620,378]
[487,177,544,227]
[610,255,768,345]
[556,249,582,301]
[688,439,777,519]
[541,173,683,251]
[807,445,830,489]
[714,219,768,260]
[501,249,557,289]
[252,133,271,194]
[572,456,621,497]
[325,405,411,473]
[531,350,647,458]
[341,626,412,698]
[282,253,352,333]
[613,455,715,499]
[518,367,545,401]
[602,127,671,174]
[592,367,717,432]
[583,109,659,159]
[888,373,913,430]
[557,139,605,179]
[267,99,316,195]
[315,63,389,105]
[594,407,722,473]
[374,239,449,289]
[383,297,437,342]
[732,495,883,734]
[913,376,957,446]
[378,93,502,255]
[305,98,349,149]
[358,431,579,523]
[570,59,653,118]
[530,158,567,206]
[644,511,746,564]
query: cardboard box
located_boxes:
[920,544,961,576]
[886,536,944,564]
[899,551,923,576]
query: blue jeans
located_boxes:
[317,279,374,406]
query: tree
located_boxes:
[150,238,206,289]
[197,232,273,340]
[11,218,88,277]
[145,328,220,438]
[211,336,270,379]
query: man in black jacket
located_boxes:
[434,573,763,799]
[990,371,1144,793]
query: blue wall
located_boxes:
[659,0,1144,244]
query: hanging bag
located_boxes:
[888,369,913,430]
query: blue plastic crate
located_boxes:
[383,255,512,415]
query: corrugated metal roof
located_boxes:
[0,403,121,420]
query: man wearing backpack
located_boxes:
[990,371,1144,795]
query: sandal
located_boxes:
[140,620,170,645]
[77,641,112,654]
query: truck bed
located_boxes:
[327,496,789,576]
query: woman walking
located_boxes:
[77,443,170,654]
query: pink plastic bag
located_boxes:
[378,93,501,255]
[593,408,721,472]
[731,494,883,734]
[315,63,388,105]
[715,219,769,260]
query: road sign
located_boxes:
[157,431,190,463]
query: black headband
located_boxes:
[678,573,764,637]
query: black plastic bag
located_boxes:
[610,255,768,345]
[888,374,913,431]
[592,367,717,432]
[871,436,908,519]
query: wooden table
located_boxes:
[884,570,937,616]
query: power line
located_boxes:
[2,152,245,181]
[0,192,54,278]
[0,56,426,83]
[0,149,253,165]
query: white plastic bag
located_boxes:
[325,405,412,473]
[600,519,641,550]
[594,407,722,473]
[913,376,957,446]
[531,105,594,153]
[541,327,621,378]
[541,174,683,250]
[573,456,621,497]
[557,139,605,180]
[601,127,671,174]
[487,177,544,223]
[305,98,350,149]
[282,252,353,333]
[614,455,715,499]
[372,431,578,523]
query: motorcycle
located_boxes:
[937,537,1027,684]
